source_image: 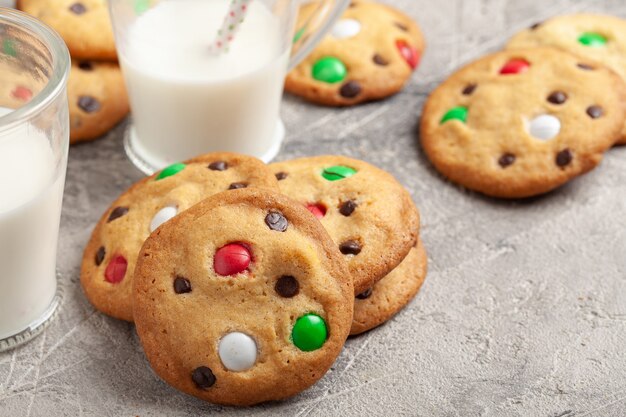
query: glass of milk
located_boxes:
[0,9,70,351]
[108,0,349,173]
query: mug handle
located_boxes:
[288,0,350,70]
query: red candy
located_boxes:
[105,255,127,284]
[396,40,420,69]
[11,86,33,101]
[214,243,251,276]
[499,59,530,75]
[305,203,326,219]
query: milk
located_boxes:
[118,0,289,169]
[0,108,65,339]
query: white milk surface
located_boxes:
[120,0,288,168]
[0,108,65,339]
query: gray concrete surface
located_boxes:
[2,0,626,416]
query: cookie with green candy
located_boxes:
[421,48,626,198]
[506,14,626,144]
[270,155,420,295]
[81,152,279,322]
[285,0,425,106]
[351,239,427,335]
[133,188,353,406]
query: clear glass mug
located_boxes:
[0,8,70,351]
[108,0,349,174]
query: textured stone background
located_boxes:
[2,0,626,416]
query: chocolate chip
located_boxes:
[173,276,192,294]
[69,2,87,14]
[556,148,573,167]
[339,200,357,216]
[208,161,228,171]
[530,21,542,30]
[228,182,247,190]
[547,91,567,104]
[265,211,288,232]
[192,366,216,389]
[107,206,129,222]
[395,22,409,32]
[462,84,477,95]
[356,288,372,299]
[275,172,288,180]
[498,153,516,168]
[78,96,100,113]
[373,54,388,66]
[78,61,93,71]
[340,240,361,255]
[339,81,361,99]
[275,275,299,298]
[586,105,603,119]
[95,246,105,266]
[577,63,595,70]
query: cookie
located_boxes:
[506,14,626,145]
[17,0,117,60]
[68,60,129,144]
[81,153,279,322]
[133,188,353,406]
[420,48,626,199]
[351,238,427,336]
[270,156,420,295]
[285,0,424,106]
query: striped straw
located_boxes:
[210,0,253,54]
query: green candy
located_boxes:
[312,57,347,84]
[322,165,357,181]
[440,106,468,124]
[578,32,607,47]
[3,39,16,57]
[293,27,306,44]
[291,314,328,352]
[134,0,150,14]
[155,163,186,181]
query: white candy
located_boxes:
[218,332,257,372]
[528,114,561,141]
[149,205,178,232]
[331,19,361,39]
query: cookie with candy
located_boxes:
[420,47,626,198]
[270,155,420,295]
[80,152,279,322]
[285,0,424,106]
[351,238,427,335]
[506,14,626,145]
[132,188,354,406]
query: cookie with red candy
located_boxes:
[285,0,424,106]
[133,188,353,406]
[421,48,626,198]
[81,152,279,322]
[506,14,626,144]
[270,155,420,295]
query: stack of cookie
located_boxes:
[420,14,626,199]
[286,0,425,106]
[81,152,426,405]
[17,0,129,144]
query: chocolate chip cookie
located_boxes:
[506,14,626,144]
[17,0,117,60]
[81,153,279,322]
[133,188,353,406]
[270,156,420,295]
[351,239,427,335]
[68,60,129,144]
[285,0,424,106]
[420,47,626,198]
